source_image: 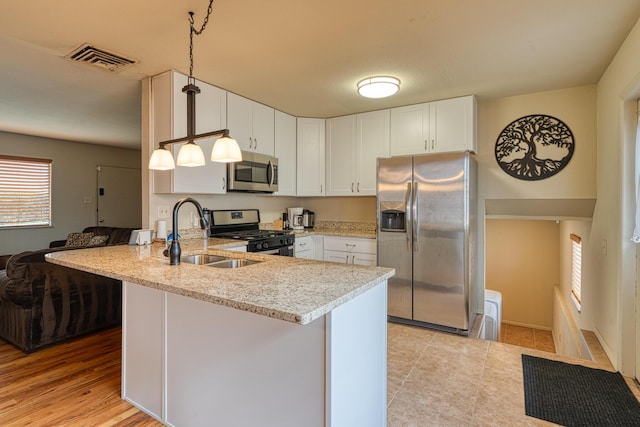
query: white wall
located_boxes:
[0,131,141,254]
[593,16,640,375]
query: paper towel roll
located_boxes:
[156,220,167,240]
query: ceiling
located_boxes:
[1,0,639,150]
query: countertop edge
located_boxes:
[45,241,394,326]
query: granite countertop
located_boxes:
[45,238,394,326]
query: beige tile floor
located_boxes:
[500,323,556,353]
[386,322,640,426]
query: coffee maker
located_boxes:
[287,207,304,230]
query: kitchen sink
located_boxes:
[181,254,229,265]
[180,254,262,268]
[207,259,262,269]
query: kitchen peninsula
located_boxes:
[46,238,394,427]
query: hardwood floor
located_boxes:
[0,327,161,426]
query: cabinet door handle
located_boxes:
[222,177,226,190]
[431,138,435,150]
[254,138,258,150]
[351,182,354,193]
[299,242,306,247]
[320,185,323,194]
[424,140,427,151]
[357,182,360,193]
[345,255,349,263]
[249,137,253,149]
[351,255,355,264]
[346,243,356,249]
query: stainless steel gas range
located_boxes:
[206,209,294,256]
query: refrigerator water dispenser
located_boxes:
[380,201,406,231]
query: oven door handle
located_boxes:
[257,246,293,256]
[267,161,275,188]
[259,248,280,255]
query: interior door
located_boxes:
[97,165,142,227]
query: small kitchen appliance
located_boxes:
[302,210,315,229]
[208,209,294,256]
[287,207,304,230]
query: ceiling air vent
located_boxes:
[66,44,136,72]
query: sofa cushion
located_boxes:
[87,235,109,246]
[82,226,135,245]
[65,232,95,247]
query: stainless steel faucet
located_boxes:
[165,197,208,265]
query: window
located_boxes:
[570,233,582,311]
[0,155,52,228]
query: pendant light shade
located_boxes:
[176,141,206,167]
[357,76,400,98]
[147,3,243,171]
[149,147,176,170]
[211,135,242,163]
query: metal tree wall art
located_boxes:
[495,114,574,181]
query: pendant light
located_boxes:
[357,76,400,98]
[149,1,242,170]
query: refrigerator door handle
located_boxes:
[405,182,412,252]
[412,182,419,252]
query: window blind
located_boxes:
[570,233,582,307]
[0,155,52,228]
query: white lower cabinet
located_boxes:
[122,283,164,420]
[122,280,388,426]
[323,236,377,266]
[294,235,314,259]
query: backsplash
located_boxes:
[260,220,376,234]
[314,220,376,233]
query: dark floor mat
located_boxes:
[522,354,640,427]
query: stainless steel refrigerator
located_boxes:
[377,151,477,334]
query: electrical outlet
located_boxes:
[158,206,170,219]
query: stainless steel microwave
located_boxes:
[227,151,278,193]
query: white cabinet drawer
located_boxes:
[295,236,313,252]
[323,236,376,254]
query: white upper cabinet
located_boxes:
[390,95,476,156]
[152,70,228,194]
[297,118,325,196]
[356,110,390,195]
[227,92,275,156]
[326,110,389,196]
[325,115,356,196]
[274,110,297,196]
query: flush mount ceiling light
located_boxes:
[149,0,242,171]
[357,76,400,98]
